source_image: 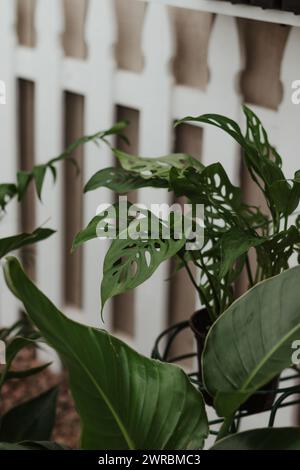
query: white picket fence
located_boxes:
[0,1,300,431]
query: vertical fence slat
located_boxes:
[82,0,116,329]
[203,15,242,184]
[34,0,63,370]
[134,3,175,355]
[0,0,19,326]
[34,0,63,306]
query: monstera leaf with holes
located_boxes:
[84,149,203,194]
[4,257,209,450]
[74,203,188,309]
[203,266,300,417]
[177,106,299,219]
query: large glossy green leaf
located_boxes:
[4,257,208,450]
[0,387,58,443]
[203,266,300,416]
[211,428,300,450]
[0,228,55,259]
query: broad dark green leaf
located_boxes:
[4,257,208,450]
[0,228,56,259]
[203,266,300,417]
[0,387,58,443]
[211,428,300,450]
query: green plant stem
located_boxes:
[193,251,221,317]
[180,254,215,321]
[216,414,235,441]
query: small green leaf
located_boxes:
[0,387,58,443]
[0,228,56,259]
[6,362,51,380]
[17,171,33,200]
[0,337,39,388]
[33,165,47,200]
[0,184,17,211]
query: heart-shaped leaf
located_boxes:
[203,266,300,416]
[4,257,208,450]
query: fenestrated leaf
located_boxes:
[4,257,208,450]
[101,214,186,309]
[211,428,300,450]
[114,148,203,181]
[0,387,58,443]
[176,107,286,211]
[203,266,300,417]
[72,202,133,251]
[84,167,168,194]
[257,226,300,276]
[0,228,56,259]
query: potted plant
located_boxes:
[73,105,300,415]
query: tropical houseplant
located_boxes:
[1,107,300,449]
